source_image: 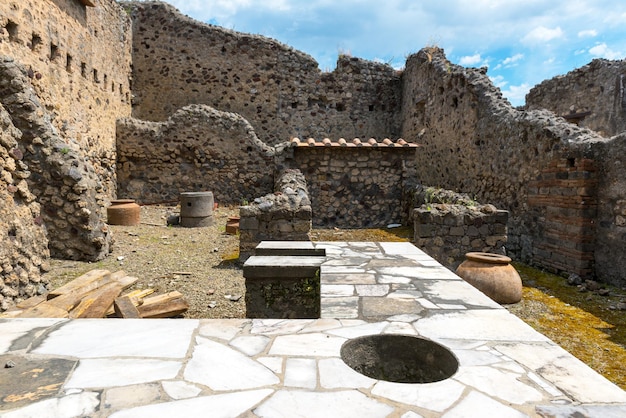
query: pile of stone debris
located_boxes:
[0,269,188,319]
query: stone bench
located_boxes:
[243,242,326,318]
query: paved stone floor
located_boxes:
[1,242,625,417]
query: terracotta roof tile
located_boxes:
[290,137,419,148]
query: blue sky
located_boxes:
[160,0,626,106]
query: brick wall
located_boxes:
[527,158,597,277]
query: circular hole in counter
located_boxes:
[340,334,459,383]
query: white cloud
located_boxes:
[588,43,623,60]
[502,53,524,66]
[500,83,531,107]
[459,54,482,66]
[522,26,564,44]
[577,29,597,38]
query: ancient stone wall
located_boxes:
[413,200,508,271]
[127,1,401,147]
[401,48,609,280]
[0,58,112,261]
[594,134,626,287]
[0,103,50,310]
[239,169,312,261]
[0,0,132,194]
[526,59,626,137]
[116,104,275,205]
[282,138,418,228]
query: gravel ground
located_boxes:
[44,205,246,319]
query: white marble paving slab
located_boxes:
[109,389,274,418]
[230,335,270,356]
[453,349,505,367]
[379,242,426,255]
[355,284,389,296]
[0,318,64,353]
[284,358,317,389]
[326,321,388,339]
[318,358,376,389]
[298,318,343,333]
[442,390,528,418]
[321,273,377,285]
[453,365,543,404]
[384,321,419,335]
[495,343,626,403]
[198,319,249,341]
[420,280,502,308]
[320,297,359,319]
[161,380,202,400]
[269,333,347,357]
[185,337,279,390]
[32,319,198,358]
[254,389,394,418]
[257,356,283,374]
[321,284,355,297]
[2,391,100,418]
[371,379,465,412]
[251,319,312,335]
[415,310,550,342]
[377,266,459,280]
[66,358,181,389]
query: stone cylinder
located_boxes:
[107,199,141,226]
[455,252,522,304]
[180,191,214,227]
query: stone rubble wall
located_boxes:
[0,0,133,195]
[239,169,312,262]
[126,1,402,147]
[0,103,50,310]
[411,187,508,270]
[0,58,112,261]
[526,59,626,138]
[116,104,275,205]
[401,47,615,281]
[594,133,626,287]
[281,144,417,228]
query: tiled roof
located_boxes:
[290,137,420,148]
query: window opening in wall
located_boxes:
[50,43,59,61]
[30,33,42,51]
[368,105,375,111]
[567,158,576,168]
[6,21,18,41]
[93,68,99,83]
[66,54,72,72]
[291,102,298,109]
[119,83,123,94]
[81,62,87,77]
[111,81,115,92]
[336,103,345,112]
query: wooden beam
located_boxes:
[47,269,111,300]
[114,296,141,318]
[137,291,189,318]
[69,282,124,318]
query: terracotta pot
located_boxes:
[455,252,522,304]
[107,199,140,226]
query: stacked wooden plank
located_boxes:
[1,269,188,319]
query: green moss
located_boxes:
[512,263,626,390]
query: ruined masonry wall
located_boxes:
[526,59,626,138]
[0,0,133,194]
[413,203,508,271]
[116,104,275,205]
[239,169,312,262]
[285,145,417,228]
[401,48,609,280]
[127,1,401,147]
[0,103,49,310]
[0,58,112,261]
